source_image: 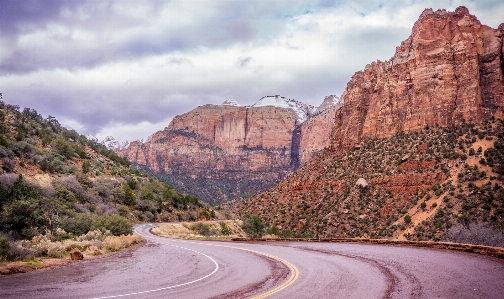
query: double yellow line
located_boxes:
[138,225,300,298]
[247,249,299,298]
[196,242,300,298]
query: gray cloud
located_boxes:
[235,56,253,68]
[0,0,502,142]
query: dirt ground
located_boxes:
[0,240,145,276]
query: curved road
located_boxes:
[1,223,504,298]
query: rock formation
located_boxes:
[298,96,342,165]
[329,6,504,153]
[234,7,504,240]
[120,96,339,203]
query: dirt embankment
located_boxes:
[0,239,145,276]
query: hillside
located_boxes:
[236,121,504,244]
[233,7,504,245]
[0,101,213,243]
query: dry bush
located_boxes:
[6,230,141,260]
[443,223,504,247]
[153,221,247,239]
[62,239,91,252]
[103,235,141,252]
[95,203,118,216]
[46,242,66,258]
[8,242,35,260]
[85,245,102,256]
[103,237,122,252]
[78,230,112,242]
[0,173,18,189]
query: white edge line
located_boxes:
[91,225,219,299]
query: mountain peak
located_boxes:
[314,95,341,114]
[101,136,129,150]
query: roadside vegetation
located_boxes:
[152,220,247,240]
[0,101,213,266]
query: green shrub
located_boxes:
[241,215,265,238]
[82,160,91,173]
[267,225,280,235]
[60,213,93,236]
[0,134,8,147]
[91,215,132,236]
[54,233,75,242]
[0,175,48,239]
[120,184,136,206]
[190,223,211,236]
[0,237,9,260]
[220,222,232,235]
[404,215,411,224]
[53,136,73,159]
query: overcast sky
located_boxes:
[1,0,503,143]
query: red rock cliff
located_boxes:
[233,6,504,238]
[329,6,504,153]
[120,99,337,203]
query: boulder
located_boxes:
[69,248,83,260]
[355,178,369,188]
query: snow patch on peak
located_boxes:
[101,136,129,150]
[252,95,313,124]
[102,136,120,150]
[86,134,98,143]
[314,95,342,114]
[221,99,240,106]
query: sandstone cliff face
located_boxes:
[298,96,342,165]
[329,6,504,153]
[120,98,338,203]
[234,7,504,241]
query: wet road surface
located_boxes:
[1,223,503,298]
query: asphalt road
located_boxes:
[1,223,503,298]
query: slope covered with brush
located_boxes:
[0,101,212,245]
[237,120,504,245]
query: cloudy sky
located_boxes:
[1,0,503,143]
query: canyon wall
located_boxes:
[120,97,339,203]
[329,6,504,153]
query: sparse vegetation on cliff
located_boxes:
[237,120,504,245]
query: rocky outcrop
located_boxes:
[298,96,342,164]
[120,97,338,203]
[329,6,504,153]
[234,7,504,241]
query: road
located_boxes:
[1,223,504,298]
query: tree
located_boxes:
[0,237,9,260]
[0,175,47,238]
[120,183,136,206]
[53,136,72,159]
[9,174,39,202]
[91,215,132,236]
[82,160,91,173]
[241,215,265,238]
[59,213,93,236]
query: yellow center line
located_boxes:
[191,242,299,299]
[137,225,300,298]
